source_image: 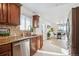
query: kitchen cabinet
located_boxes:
[72,7,79,55]
[30,35,43,56]
[40,36,43,49]
[0,35,43,56]
[33,15,39,28]
[8,3,21,25]
[36,36,41,49]
[0,43,12,56]
[37,35,43,49]
[30,37,37,56]
[0,3,21,25]
[0,3,8,24]
[0,51,12,56]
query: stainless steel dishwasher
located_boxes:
[13,39,30,56]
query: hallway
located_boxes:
[34,39,69,56]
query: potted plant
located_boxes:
[47,28,54,39]
[30,27,36,35]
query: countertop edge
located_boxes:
[0,35,42,46]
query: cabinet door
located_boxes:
[40,36,43,49]
[72,8,77,55]
[37,36,41,49]
[72,7,79,55]
[0,51,11,56]
[33,15,39,28]
[30,37,37,56]
[0,3,8,24]
[3,3,8,24]
[0,44,12,56]
[8,4,20,25]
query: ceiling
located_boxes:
[22,3,68,13]
[22,3,74,24]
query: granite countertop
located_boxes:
[0,35,41,45]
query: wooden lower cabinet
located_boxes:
[0,43,12,56]
[0,51,11,56]
[40,36,43,49]
[37,36,43,49]
[0,35,43,56]
[37,36,41,49]
[30,37,37,56]
[30,35,43,56]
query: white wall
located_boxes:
[21,6,34,18]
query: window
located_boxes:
[58,24,66,33]
[20,15,32,31]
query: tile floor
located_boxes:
[34,39,69,56]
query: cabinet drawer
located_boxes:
[0,44,11,53]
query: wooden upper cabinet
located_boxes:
[33,15,39,28]
[0,3,8,24]
[8,3,21,25]
[3,4,8,24]
[0,3,21,25]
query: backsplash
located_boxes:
[0,25,32,37]
[0,25,21,36]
